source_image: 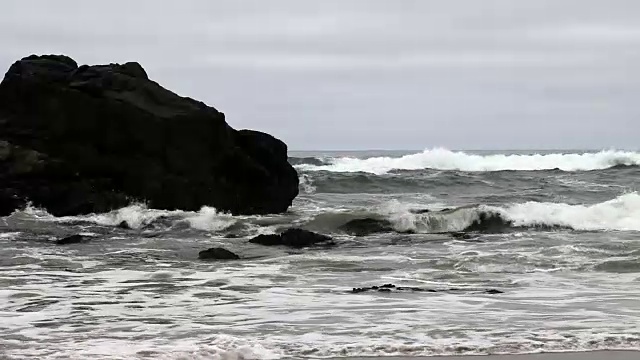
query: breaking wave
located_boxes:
[295,148,640,174]
[379,192,640,233]
[496,193,640,231]
[306,193,640,235]
[11,193,640,236]
[19,203,238,232]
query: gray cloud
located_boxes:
[1,0,639,150]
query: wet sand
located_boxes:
[335,350,638,360]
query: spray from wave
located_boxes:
[295,148,640,174]
[299,174,317,194]
[19,203,238,232]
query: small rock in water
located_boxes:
[117,221,131,230]
[484,289,504,294]
[338,218,395,236]
[351,284,504,294]
[463,211,513,233]
[450,232,475,240]
[55,234,87,245]
[249,234,283,246]
[198,248,240,260]
[249,228,334,248]
[410,208,431,214]
[281,228,334,248]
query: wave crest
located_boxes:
[288,156,331,166]
[19,203,237,232]
[11,193,640,235]
[295,148,640,174]
[380,192,640,233]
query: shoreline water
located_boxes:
[329,350,639,360]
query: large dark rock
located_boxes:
[198,247,240,260]
[249,228,334,248]
[0,55,298,216]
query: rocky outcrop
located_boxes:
[198,247,240,260]
[249,228,334,248]
[0,55,298,216]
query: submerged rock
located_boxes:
[410,209,431,214]
[198,247,240,260]
[55,234,88,245]
[117,221,132,230]
[410,208,452,214]
[351,283,504,294]
[249,234,283,246]
[249,228,334,248]
[450,232,476,240]
[338,218,395,236]
[0,54,298,216]
[484,289,504,294]
[462,211,513,233]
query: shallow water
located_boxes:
[1,149,640,359]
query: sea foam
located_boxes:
[500,192,640,231]
[20,203,237,232]
[383,192,640,233]
[296,148,640,174]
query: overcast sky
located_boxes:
[1,0,639,150]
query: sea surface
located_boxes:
[2,149,640,359]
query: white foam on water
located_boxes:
[0,231,21,239]
[497,192,640,231]
[51,203,182,228]
[2,229,640,359]
[19,203,55,219]
[2,332,639,359]
[297,148,640,174]
[183,206,237,232]
[11,203,240,232]
[381,193,640,232]
[380,200,481,233]
[0,335,283,360]
[299,173,317,194]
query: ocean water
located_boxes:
[2,149,640,359]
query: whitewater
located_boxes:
[379,192,640,233]
[2,149,640,359]
[295,148,640,174]
[21,191,640,234]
